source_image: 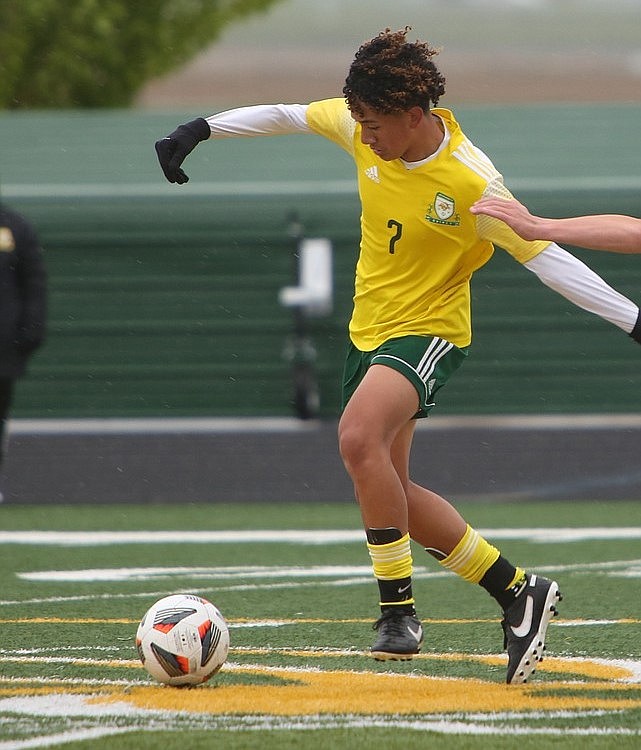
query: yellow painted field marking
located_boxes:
[4,669,639,716]
[2,652,640,717]
[93,667,641,716]
[1,652,634,684]
[227,649,635,682]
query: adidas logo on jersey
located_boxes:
[365,166,380,183]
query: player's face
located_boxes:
[351,104,420,161]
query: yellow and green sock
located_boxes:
[366,527,415,613]
[439,524,526,610]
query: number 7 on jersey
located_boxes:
[387,219,403,254]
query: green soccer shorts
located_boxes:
[341,335,469,418]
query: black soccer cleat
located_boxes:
[501,573,562,684]
[371,610,424,661]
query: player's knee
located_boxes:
[338,419,377,473]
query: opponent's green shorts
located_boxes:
[341,335,469,418]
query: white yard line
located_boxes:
[0,728,134,750]
[0,530,365,546]
[2,527,641,546]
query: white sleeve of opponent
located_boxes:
[524,243,639,334]
[205,104,311,138]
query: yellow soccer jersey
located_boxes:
[305,98,548,350]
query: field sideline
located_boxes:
[1,500,640,749]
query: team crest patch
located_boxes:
[426,192,460,226]
[0,226,16,252]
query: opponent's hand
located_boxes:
[155,117,210,184]
[470,196,545,242]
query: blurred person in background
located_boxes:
[0,199,47,500]
[471,195,641,253]
[154,28,641,684]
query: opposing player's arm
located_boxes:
[475,181,641,345]
[155,104,311,184]
[471,196,641,254]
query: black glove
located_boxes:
[155,117,210,184]
[630,309,641,344]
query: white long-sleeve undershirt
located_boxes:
[524,243,638,334]
[205,104,310,137]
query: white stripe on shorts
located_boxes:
[416,337,454,384]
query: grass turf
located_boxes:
[1,500,640,748]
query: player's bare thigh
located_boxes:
[338,364,419,469]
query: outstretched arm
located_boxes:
[155,104,311,184]
[473,181,641,345]
[471,196,641,254]
[524,243,641,344]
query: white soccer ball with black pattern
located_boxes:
[136,594,230,686]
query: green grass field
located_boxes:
[1,499,641,749]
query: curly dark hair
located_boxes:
[343,28,446,116]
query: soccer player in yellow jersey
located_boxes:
[156,28,641,684]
